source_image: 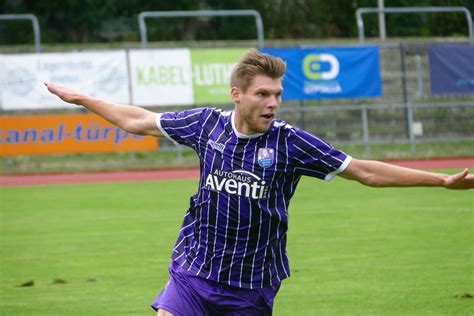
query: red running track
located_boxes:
[1,157,473,187]
[0,168,200,187]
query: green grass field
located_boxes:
[1,175,473,315]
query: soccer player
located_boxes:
[45,49,473,316]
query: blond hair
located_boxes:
[230,49,286,92]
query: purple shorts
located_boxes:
[151,262,280,315]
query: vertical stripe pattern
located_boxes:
[157,108,351,289]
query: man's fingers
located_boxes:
[458,168,469,181]
[44,82,70,102]
[452,169,468,181]
[446,169,472,189]
[44,82,57,94]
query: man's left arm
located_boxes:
[339,158,474,190]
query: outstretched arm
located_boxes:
[45,82,163,138]
[339,158,474,190]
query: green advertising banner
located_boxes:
[191,48,248,104]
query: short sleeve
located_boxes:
[156,108,204,148]
[289,128,352,181]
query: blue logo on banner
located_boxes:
[429,44,474,95]
[257,148,274,168]
[261,46,382,100]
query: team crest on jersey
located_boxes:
[257,148,275,168]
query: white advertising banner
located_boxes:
[129,49,193,106]
[0,51,130,110]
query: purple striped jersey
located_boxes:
[156,107,351,289]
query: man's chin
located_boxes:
[255,123,272,133]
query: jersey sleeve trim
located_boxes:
[324,155,352,182]
[155,113,179,146]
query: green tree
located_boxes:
[1,0,472,45]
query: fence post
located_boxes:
[177,145,184,162]
[399,43,408,105]
[356,7,473,44]
[0,14,41,52]
[406,103,416,153]
[399,43,411,141]
[138,10,265,49]
[415,54,425,99]
[299,100,305,130]
[361,105,371,155]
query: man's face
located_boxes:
[232,74,283,135]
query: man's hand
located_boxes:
[444,168,474,190]
[44,82,83,105]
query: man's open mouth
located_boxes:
[261,114,274,119]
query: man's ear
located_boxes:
[230,87,240,104]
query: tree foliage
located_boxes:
[0,0,472,45]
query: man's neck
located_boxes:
[232,111,262,139]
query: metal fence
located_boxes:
[160,101,474,154]
[278,102,474,153]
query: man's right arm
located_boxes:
[45,82,164,138]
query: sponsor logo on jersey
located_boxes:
[205,169,268,199]
[257,148,275,168]
[208,139,225,153]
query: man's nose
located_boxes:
[268,95,280,108]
